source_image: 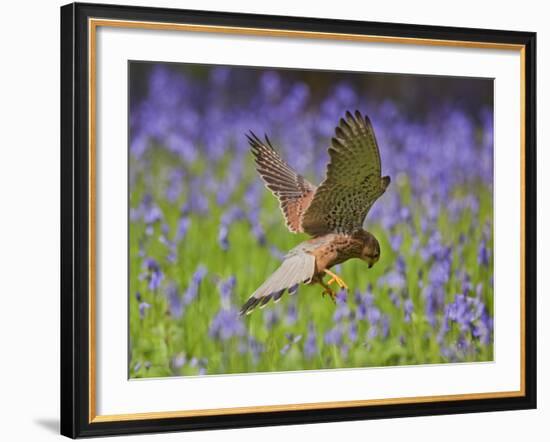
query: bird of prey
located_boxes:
[239,110,390,316]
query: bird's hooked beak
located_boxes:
[363,252,379,269]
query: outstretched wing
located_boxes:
[248,132,317,233]
[301,111,390,236]
[239,246,316,316]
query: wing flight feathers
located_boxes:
[248,132,317,233]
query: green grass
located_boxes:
[129,149,493,378]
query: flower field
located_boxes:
[129,63,494,378]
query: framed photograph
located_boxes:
[60,2,537,438]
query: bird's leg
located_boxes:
[318,279,336,303]
[324,269,349,290]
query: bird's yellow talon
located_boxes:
[324,269,349,289]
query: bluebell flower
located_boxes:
[138,301,151,319]
[379,270,406,290]
[219,276,236,308]
[324,326,343,346]
[141,258,163,291]
[218,224,229,251]
[367,305,381,325]
[389,290,401,308]
[165,168,184,203]
[260,71,281,100]
[209,309,245,341]
[348,321,358,342]
[286,302,298,325]
[442,294,492,345]
[239,336,264,363]
[478,239,490,266]
[304,322,318,359]
[182,265,207,305]
[264,309,280,330]
[165,284,183,318]
[175,216,190,242]
[172,353,186,370]
[143,202,163,225]
[333,290,350,322]
[404,299,414,323]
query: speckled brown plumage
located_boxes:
[240,111,389,316]
[248,132,316,233]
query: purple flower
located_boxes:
[141,258,163,291]
[218,207,246,251]
[219,276,236,308]
[379,270,406,290]
[389,290,401,308]
[285,302,298,325]
[324,326,343,346]
[478,239,490,266]
[473,310,494,345]
[176,216,190,242]
[348,321,358,342]
[218,224,229,251]
[165,168,184,202]
[187,357,208,375]
[261,71,281,99]
[390,233,403,252]
[441,293,492,348]
[404,299,414,323]
[424,286,442,327]
[429,260,451,287]
[172,353,187,370]
[304,322,318,359]
[367,306,381,325]
[140,194,163,225]
[396,255,407,274]
[247,208,266,246]
[138,301,151,319]
[333,290,350,322]
[181,184,209,216]
[165,284,183,318]
[367,325,378,340]
[239,337,264,363]
[251,222,266,246]
[357,302,367,321]
[264,309,280,330]
[209,309,245,341]
[182,265,207,305]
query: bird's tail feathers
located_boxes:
[239,253,314,316]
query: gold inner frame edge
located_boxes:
[87,17,527,423]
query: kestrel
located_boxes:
[239,110,390,315]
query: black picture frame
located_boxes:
[61,2,537,438]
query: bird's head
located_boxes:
[359,231,380,269]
